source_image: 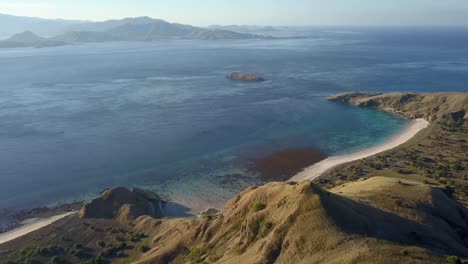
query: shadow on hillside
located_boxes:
[161,202,194,218]
[312,184,468,257]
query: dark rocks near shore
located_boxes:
[199,208,220,218]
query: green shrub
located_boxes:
[116,251,127,258]
[233,245,244,255]
[83,256,104,264]
[71,248,85,258]
[100,247,116,258]
[14,246,41,259]
[399,249,409,256]
[73,243,83,250]
[188,248,201,263]
[446,256,461,264]
[50,256,62,264]
[116,242,127,250]
[248,218,261,235]
[96,240,106,248]
[139,245,151,253]
[253,203,267,212]
[25,258,42,264]
[451,163,463,171]
[39,245,64,256]
[130,232,147,242]
[259,222,274,238]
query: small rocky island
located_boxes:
[226,72,265,82]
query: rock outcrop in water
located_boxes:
[79,187,163,223]
[226,72,265,82]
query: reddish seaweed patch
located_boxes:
[250,148,327,182]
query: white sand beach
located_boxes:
[0,212,76,245]
[290,118,430,182]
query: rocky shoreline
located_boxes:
[0,202,82,235]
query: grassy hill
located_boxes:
[129,178,468,264]
[2,178,466,263]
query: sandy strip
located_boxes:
[290,118,429,182]
[0,212,76,245]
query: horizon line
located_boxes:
[2,13,468,28]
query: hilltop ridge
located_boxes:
[130,178,468,264]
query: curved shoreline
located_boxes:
[0,212,76,245]
[0,119,429,245]
[289,118,430,182]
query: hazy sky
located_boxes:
[1,0,468,26]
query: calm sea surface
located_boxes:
[0,27,467,221]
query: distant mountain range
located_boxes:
[0,14,88,39]
[0,14,270,48]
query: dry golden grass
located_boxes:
[128,177,468,264]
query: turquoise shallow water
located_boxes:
[0,27,467,220]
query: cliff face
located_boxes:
[79,187,163,223]
[328,92,468,124]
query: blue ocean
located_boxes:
[0,27,467,219]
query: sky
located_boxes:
[1,0,468,26]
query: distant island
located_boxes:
[0,31,68,48]
[0,15,273,48]
[0,13,87,39]
[208,25,280,33]
[226,72,265,82]
[1,92,467,264]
